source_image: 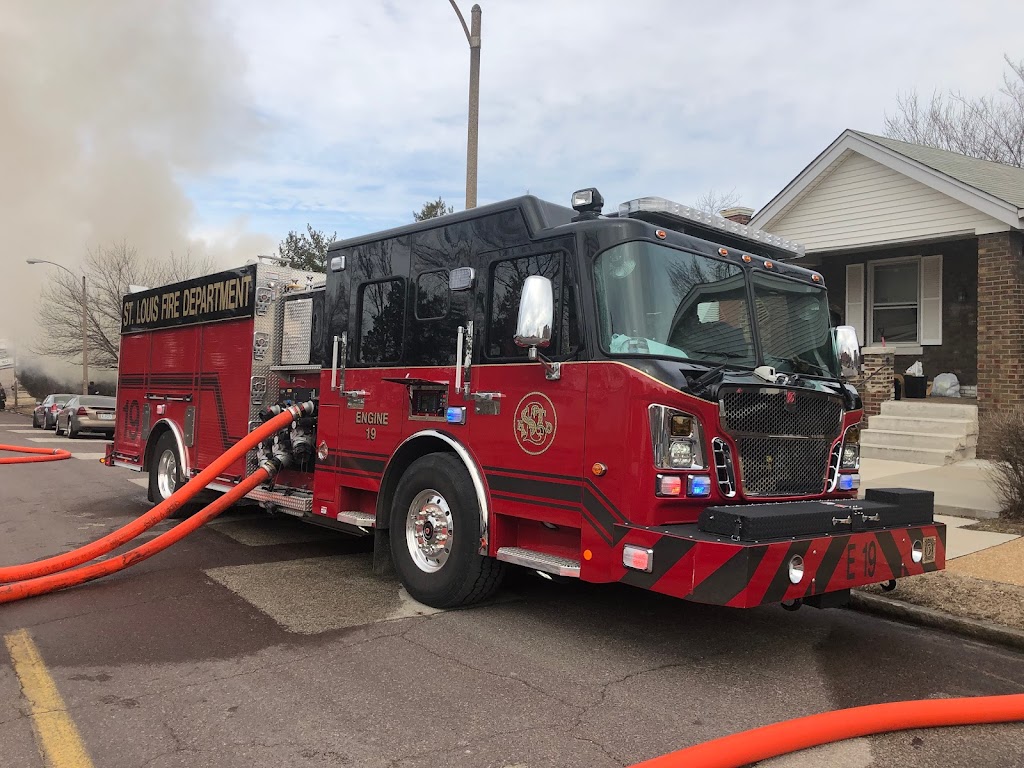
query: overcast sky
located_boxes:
[3,0,1024,358]
[198,0,1024,239]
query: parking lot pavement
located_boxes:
[1,409,1024,768]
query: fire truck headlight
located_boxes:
[650,405,705,470]
[788,555,805,585]
[840,425,860,469]
[668,440,693,468]
[841,444,859,469]
[316,440,329,461]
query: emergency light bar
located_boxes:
[618,197,806,257]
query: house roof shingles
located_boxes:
[854,131,1024,210]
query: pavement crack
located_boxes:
[398,630,585,712]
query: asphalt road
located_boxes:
[1,410,1023,768]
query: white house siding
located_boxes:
[767,151,1008,251]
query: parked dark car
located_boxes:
[32,393,75,429]
[55,395,117,438]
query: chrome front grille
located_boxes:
[720,387,843,497]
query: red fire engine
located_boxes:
[108,189,945,610]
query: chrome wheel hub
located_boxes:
[157,449,178,500]
[405,489,453,573]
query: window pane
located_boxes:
[594,242,755,365]
[359,279,405,363]
[872,307,917,343]
[489,254,561,358]
[873,262,918,305]
[415,271,449,320]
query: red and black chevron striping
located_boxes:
[615,523,947,607]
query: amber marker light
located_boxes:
[583,549,593,561]
[655,229,667,239]
[718,247,728,256]
[742,254,752,263]
[812,274,821,282]
[764,261,774,269]
[592,462,607,476]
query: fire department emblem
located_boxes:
[514,392,557,455]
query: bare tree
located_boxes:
[884,55,1024,168]
[35,241,214,368]
[694,188,742,215]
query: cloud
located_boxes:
[0,0,268,359]
[200,0,1024,240]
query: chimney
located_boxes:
[719,206,754,225]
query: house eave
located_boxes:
[752,130,1024,232]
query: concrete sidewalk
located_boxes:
[860,457,1002,518]
[857,455,1024,644]
[860,456,1018,563]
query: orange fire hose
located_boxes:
[0,445,72,464]
[0,404,308,584]
[629,693,1024,768]
[0,461,273,604]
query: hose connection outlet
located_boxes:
[788,555,805,584]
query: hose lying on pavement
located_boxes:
[629,693,1024,768]
[0,402,313,584]
[0,460,279,604]
[0,445,72,465]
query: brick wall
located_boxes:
[977,231,1024,457]
[850,350,895,418]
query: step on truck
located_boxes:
[107,188,945,610]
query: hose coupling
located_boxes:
[259,457,284,476]
[287,400,316,419]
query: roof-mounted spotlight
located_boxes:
[571,188,604,220]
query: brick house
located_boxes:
[750,130,1024,461]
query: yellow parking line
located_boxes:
[5,629,94,768]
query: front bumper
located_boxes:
[616,522,946,607]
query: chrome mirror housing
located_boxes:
[514,275,553,349]
[834,325,861,378]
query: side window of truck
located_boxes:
[487,254,579,359]
[358,278,406,363]
[415,270,449,320]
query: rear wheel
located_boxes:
[389,453,504,609]
[67,418,79,439]
[148,432,190,518]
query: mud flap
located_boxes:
[372,528,396,579]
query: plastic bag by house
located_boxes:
[905,361,923,376]
[931,373,960,398]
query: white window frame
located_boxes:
[867,255,921,348]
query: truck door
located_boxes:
[468,245,587,558]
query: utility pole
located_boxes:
[449,1,481,209]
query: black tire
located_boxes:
[148,432,191,518]
[32,413,40,429]
[389,453,505,609]
[67,418,79,439]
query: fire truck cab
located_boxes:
[111,189,946,611]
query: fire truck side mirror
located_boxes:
[833,325,861,378]
[514,275,554,350]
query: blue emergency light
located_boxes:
[688,475,712,497]
[446,407,466,425]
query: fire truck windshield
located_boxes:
[594,241,839,378]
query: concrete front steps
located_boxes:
[860,399,978,465]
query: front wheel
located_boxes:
[389,453,504,609]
